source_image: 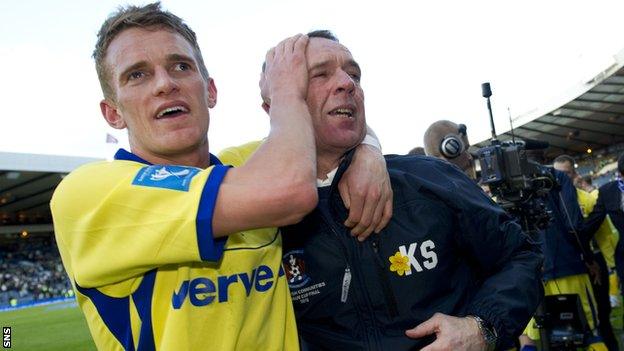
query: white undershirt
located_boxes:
[316,168,338,188]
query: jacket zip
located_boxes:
[371,237,400,318]
[320,207,379,350]
[321,210,353,303]
[347,232,384,351]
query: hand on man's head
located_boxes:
[261,34,309,106]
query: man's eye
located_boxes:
[312,72,326,78]
[349,73,361,82]
[174,62,191,71]
[128,71,145,81]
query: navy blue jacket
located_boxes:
[541,170,588,280]
[281,154,543,350]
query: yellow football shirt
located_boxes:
[51,147,297,350]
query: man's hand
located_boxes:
[405,313,486,351]
[338,144,393,241]
[261,34,309,104]
[586,260,602,285]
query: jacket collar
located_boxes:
[327,148,356,195]
[316,149,356,223]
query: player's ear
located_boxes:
[100,99,127,129]
[259,72,270,115]
[207,78,217,108]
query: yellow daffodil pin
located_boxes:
[389,251,410,276]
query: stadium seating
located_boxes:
[0,235,72,307]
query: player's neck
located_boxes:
[131,144,211,168]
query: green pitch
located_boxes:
[0,301,95,351]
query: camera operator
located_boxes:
[554,155,619,351]
[520,152,607,350]
[424,120,477,179]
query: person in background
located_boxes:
[584,153,624,333]
[519,150,607,351]
[423,120,476,179]
[554,155,619,351]
[407,146,426,156]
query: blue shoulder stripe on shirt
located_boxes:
[75,284,135,351]
[197,164,230,261]
[132,269,157,351]
[115,149,151,164]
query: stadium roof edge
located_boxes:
[0,151,103,173]
[475,47,624,157]
[510,47,624,128]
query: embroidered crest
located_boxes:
[132,165,199,191]
[283,250,311,289]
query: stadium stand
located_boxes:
[573,143,623,187]
[0,233,72,307]
[0,151,101,308]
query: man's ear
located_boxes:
[100,100,127,129]
[207,78,217,108]
[261,101,270,114]
[259,72,270,114]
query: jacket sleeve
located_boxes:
[555,170,584,232]
[582,188,608,239]
[425,161,544,348]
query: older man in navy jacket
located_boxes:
[261,30,543,351]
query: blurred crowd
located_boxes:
[574,152,622,190]
[0,235,73,307]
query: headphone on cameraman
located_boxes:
[439,124,467,159]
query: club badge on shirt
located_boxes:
[132,165,199,191]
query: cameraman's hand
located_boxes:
[586,261,602,286]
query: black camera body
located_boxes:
[476,139,555,231]
[538,294,589,350]
[476,82,556,233]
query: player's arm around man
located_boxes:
[213,35,318,235]
[51,34,318,289]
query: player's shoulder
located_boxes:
[218,139,264,167]
[63,160,141,184]
[52,160,142,203]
